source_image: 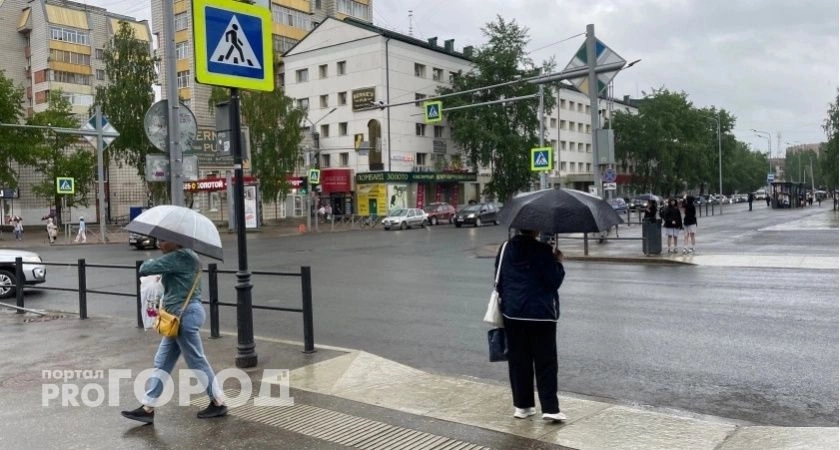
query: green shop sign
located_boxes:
[355,171,477,184]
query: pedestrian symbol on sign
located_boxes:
[211,16,260,68]
[530,147,553,171]
[56,177,75,194]
[424,101,443,123]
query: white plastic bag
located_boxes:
[139,275,164,330]
[483,289,503,327]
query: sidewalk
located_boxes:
[0,311,835,449]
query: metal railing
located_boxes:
[8,257,316,352]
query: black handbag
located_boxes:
[488,328,508,362]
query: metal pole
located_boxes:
[135,260,143,328]
[208,263,220,339]
[77,259,87,319]
[717,118,722,215]
[95,106,108,242]
[15,257,24,314]
[301,266,315,353]
[538,84,547,190]
[230,88,257,368]
[163,0,183,206]
[586,24,601,198]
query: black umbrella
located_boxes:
[499,188,624,234]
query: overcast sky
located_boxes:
[95,0,838,157]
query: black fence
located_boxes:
[8,257,315,352]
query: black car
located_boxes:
[454,203,499,227]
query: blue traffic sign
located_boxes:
[602,168,617,183]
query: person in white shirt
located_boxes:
[74,217,87,243]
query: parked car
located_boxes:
[381,208,427,230]
[454,203,499,228]
[0,249,46,299]
[608,197,628,215]
[129,233,157,250]
[423,202,456,225]
[630,194,661,211]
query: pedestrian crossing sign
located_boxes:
[193,0,273,91]
[530,147,553,171]
[308,169,321,185]
[424,101,443,123]
[56,177,75,194]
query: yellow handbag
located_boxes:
[154,274,200,338]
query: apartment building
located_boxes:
[0,0,151,225]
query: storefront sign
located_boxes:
[320,169,352,193]
[184,176,257,192]
[352,87,376,111]
[186,127,235,165]
[355,171,476,184]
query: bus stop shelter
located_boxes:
[770,181,807,208]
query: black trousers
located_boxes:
[502,317,559,413]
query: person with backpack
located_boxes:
[662,198,683,254]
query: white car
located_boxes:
[0,249,47,299]
[381,208,428,230]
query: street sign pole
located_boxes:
[586,24,601,198]
[164,0,183,207]
[538,84,547,190]
[95,105,107,243]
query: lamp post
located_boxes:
[303,107,337,232]
[752,129,773,182]
[706,114,722,209]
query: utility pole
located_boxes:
[538,84,547,190]
[586,24,601,197]
[163,0,183,206]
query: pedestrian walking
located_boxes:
[12,216,23,241]
[121,240,227,424]
[494,229,567,423]
[662,198,682,254]
[74,217,86,243]
[682,196,697,254]
[747,192,754,211]
[46,218,57,244]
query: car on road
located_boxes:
[454,203,499,227]
[381,208,427,230]
[0,249,46,299]
[630,194,661,211]
[129,233,157,250]
[423,202,456,225]
[608,197,628,215]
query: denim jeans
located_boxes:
[143,302,222,406]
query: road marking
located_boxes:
[688,254,838,270]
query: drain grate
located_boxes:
[193,390,491,450]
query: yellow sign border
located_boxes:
[308,169,321,185]
[424,101,443,123]
[192,0,274,91]
[530,147,553,171]
[56,177,75,194]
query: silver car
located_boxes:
[381,208,428,230]
[0,249,47,299]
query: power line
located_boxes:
[527,32,585,55]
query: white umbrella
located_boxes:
[126,205,223,260]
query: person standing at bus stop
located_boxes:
[662,198,682,254]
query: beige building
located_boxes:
[0,0,151,226]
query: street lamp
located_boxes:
[753,130,772,175]
[303,107,337,232]
[706,114,722,201]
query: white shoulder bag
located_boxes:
[483,241,508,328]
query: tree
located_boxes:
[27,91,96,224]
[437,16,554,202]
[819,95,838,189]
[208,86,306,211]
[93,21,161,201]
[0,70,35,189]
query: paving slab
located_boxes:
[718,426,839,450]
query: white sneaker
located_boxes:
[513,407,536,419]
[542,411,568,422]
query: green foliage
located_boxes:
[819,95,838,189]
[93,21,159,197]
[208,86,306,203]
[0,70,33,188]
[437,16,554,202]
[27,92,95,224]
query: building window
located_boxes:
[175,41,190,60]
[449,71,457,83]
[315,0,322,9]
[414,63,426,78]
[578,123,584,133]
[320,94,328,107]
[51,70,92,85]
[96,69,105,81]
[415,123,426,136]
[586,163,591,172]
[586,143,591,153]
[578,162,584,172]
[585,124,591,134]
[560,120,566,130]
[174,12,188,31]
[272,6,309,29]
[414,93,427,107]
[95,48,104,59]
[321,153,330,168]
[176,70,190,88]
[434,125,444,138]
[569,162,575,172]
[320,124,329,138]
[416,153,427,166]
[297,98,309,109]
[319,64,328,78]
[550,139,557,150]
[560,161,567,171]
[578,142,583,152]
[50,26,89,45]
[337,0,370,19]
[338,122,348,136]
[578,103,583,113]
[337,60,346,75]
[432,68,443,81]
[560,141,566,150]
[295,69,308,82]
[560,99,566,109]
[585,105,590,114]
[338,91,347,105]
[49,49,91,65]
[339,152,349,167]
[60,92,94,106]
[273,35,298,53]
[550,118,557,128]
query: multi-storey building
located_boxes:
[0,0,151,225]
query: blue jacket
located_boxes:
[494,235,565,321]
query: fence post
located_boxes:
[583,233,589,256]
[208,263,220,339]
[300,266,316,353]
[15,257,24,314]
[77,259,87,319]
[135,261,143,328]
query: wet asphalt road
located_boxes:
[14,205,839,426]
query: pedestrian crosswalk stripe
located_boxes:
[210,15,261,69]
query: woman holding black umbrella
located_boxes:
[494,229,567,422]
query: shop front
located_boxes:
[355,171,477,216]
[319,168,354,216]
